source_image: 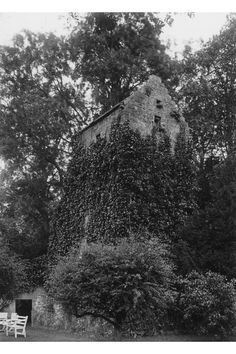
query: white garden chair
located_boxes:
[11,313,18,320]
[6,315,28,338]
[0,312,8,332]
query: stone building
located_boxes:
[80,75,189,150]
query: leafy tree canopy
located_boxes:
[69,12,176,113]
[0,30,89,261]
[178,15,236,164]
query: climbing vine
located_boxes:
[49,121,197,260]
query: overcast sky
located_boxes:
[0,12,230,56]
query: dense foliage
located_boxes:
[50,121,196,260]
[179,16,236,163]
[47,236,174,335]
[175,156,236,278]
[0,243,29,303]
[69,12,176,113]
[173,271,236,336]
[0,31,89,281]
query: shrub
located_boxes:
[0,244,29,303]
[173,271,236,337]
[47,235,175,336]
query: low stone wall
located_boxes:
[33,289,113,338]
[33,292,70,330]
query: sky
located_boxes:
[0,12,230,56]
[161,13,228,56]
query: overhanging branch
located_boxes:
[76,311,117,328]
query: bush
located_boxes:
[0,244,29,303]
[47,235,175,336]
[173,271,236,337]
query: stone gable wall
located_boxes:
[80,76,189,150]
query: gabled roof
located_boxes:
[81,101,124,133]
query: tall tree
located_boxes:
[166,16,236,279]
[69,12,175,113]
[179,15,236,166]
[0,31,88,263]
[0,31,88,183]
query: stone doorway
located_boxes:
[15,299,32,326]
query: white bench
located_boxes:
[6,315,28,338]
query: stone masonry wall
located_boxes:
[80,105,121,147]
[80,75,189,150]
[33,289,113,338]
[120,76,189,149]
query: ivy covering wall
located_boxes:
[49,121,197,260]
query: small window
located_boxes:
[156,99,163,109]
[154,115,161,124]
[154,115,165,133]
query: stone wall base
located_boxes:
[33,290,113,338]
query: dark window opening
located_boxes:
[15,299,32,326]
[154,115,165,133]
[156,99,163,109]
[154,115,161,124]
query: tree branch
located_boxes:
[76,311,117,328]
[45,157,64,188]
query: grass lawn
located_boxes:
[0,326,93,341]
[0,326,235,342]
